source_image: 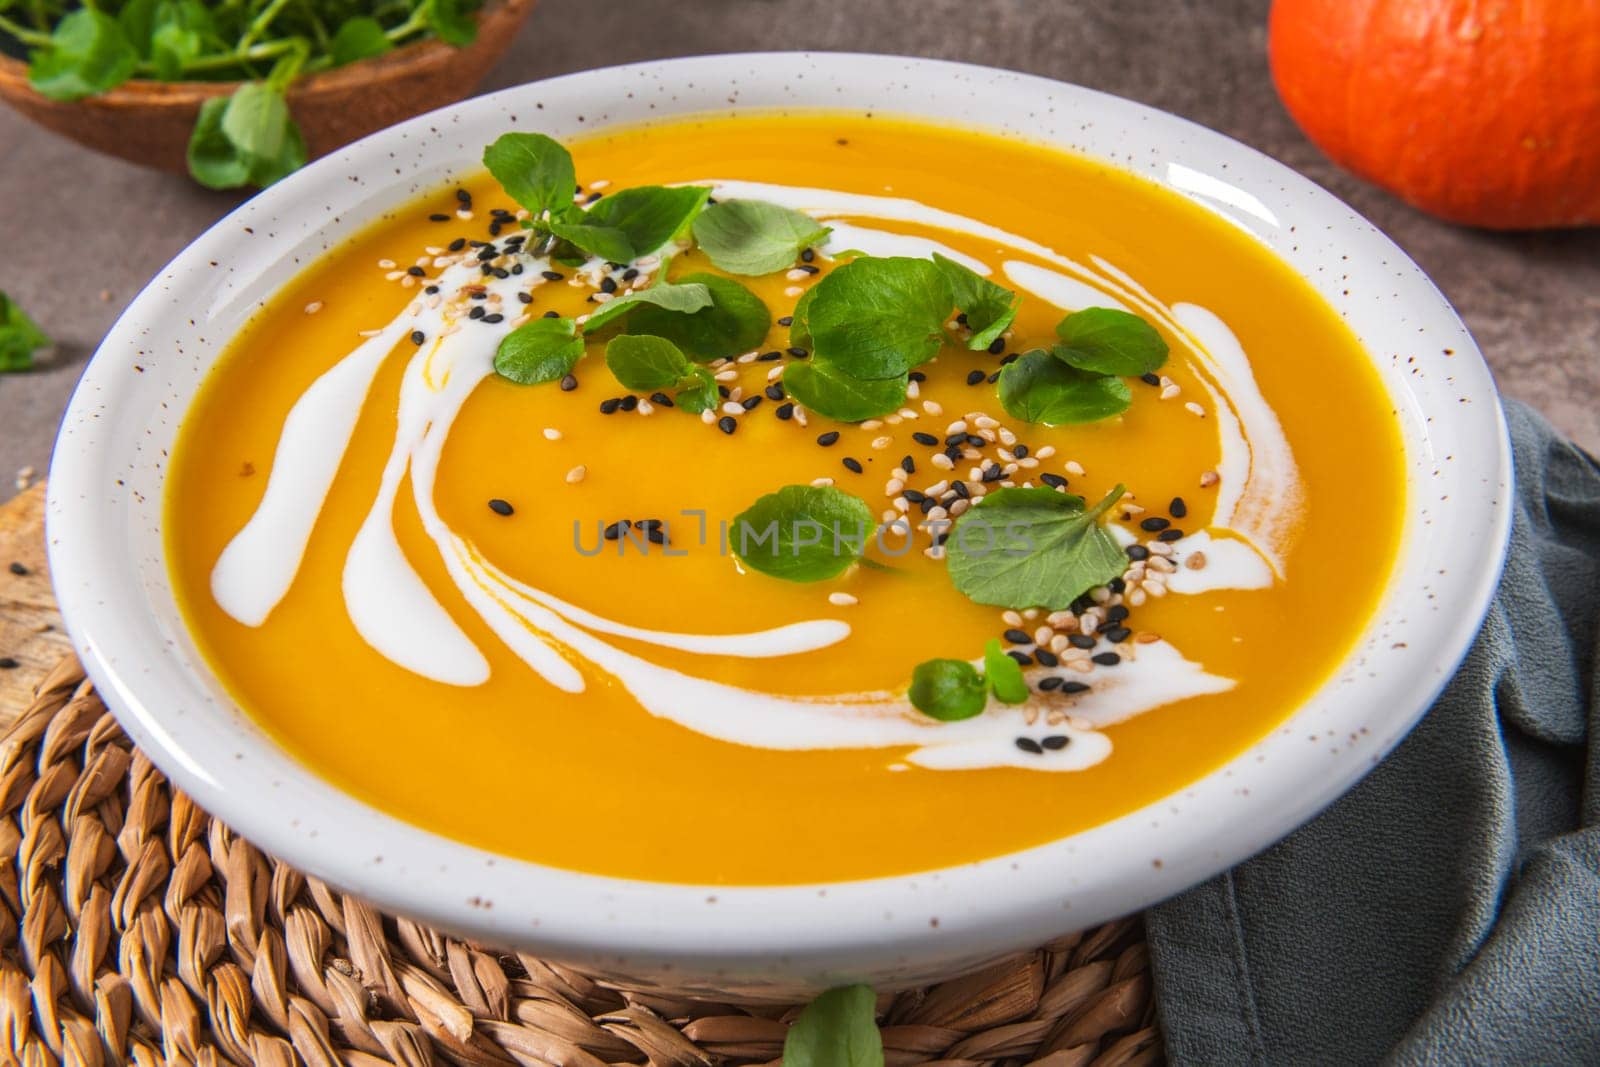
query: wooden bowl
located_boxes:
[0,0,536,177]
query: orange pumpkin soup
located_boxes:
[166,113,1403,884]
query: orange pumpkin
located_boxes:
[1268,0,1600,229]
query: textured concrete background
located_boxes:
[2,0,1596,500]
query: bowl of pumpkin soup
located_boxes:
[47,53,1510,995]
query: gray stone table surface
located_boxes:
[2,0,1596,501]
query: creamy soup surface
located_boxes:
[166,114,1403,884]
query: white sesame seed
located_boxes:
[948,498,969,516]
[1018,457,1039,469]
[1160,384,1181,400]
[1185,402,1206,417]
[701,409,716,424]
[794,408,808,426]
[457,209,473,220]
[588,179,611,190]
[1003,610,1024,627]
[737,351,759,364]
[565,465,586,484]
[906,380,921,399]
[946,420,968,434]
[922,400,943,416]
[1090,586,1112,605]
[974,415,999,430]
[829,592,858,606]
[378,259,397,269]
[1121,503,1147,515]
[714,368,739,382]
[543,428,562,441]
[1034,445,1056,459]
[303,301,323,315]
[1034,626,1053,646]
[930,453,956,470]
[927,505,948,522]
[1147,541,1175,557]
[401,276,416,288]
[962,447,982,460]
[1023,608,1040,620]
[871,435,893,450]
[1046,610,1075,629]
[1187,551,1208,570]
[359,328,383,338]
[882,508,899,523]
[1050,634,1072,653]
[767,365,786,382]
[893,496,909,511]
[885,478,905,496]
[886,415,903,425]
[1145,582,1168,598]
[728,387,744,402]
[786,268,810,281]
[637,399,655,416]
[998,427,1017,446]
[721,402,744,416]
[923,545,946,560]
[997,449,1016,463]
[926,480,949,496]
[812,477,835,488]
[1149,555,1177,573]
[1200,470,1220,487]
[861,419,883,430]
[1065,460,1086,476]
[898,408,919,419]
[785,285,805,297]
[385,270,405,281]
[592,291,614,303]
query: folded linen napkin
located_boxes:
[1147,397,1600,1065]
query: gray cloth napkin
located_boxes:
[1146,397,1600,1065]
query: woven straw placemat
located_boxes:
[0,486,1161,1065]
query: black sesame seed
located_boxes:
[456,189,472,205]
[1041,735,1070,750]
[0,658,17,671]
[982,465,1004,483]
[650,392,672,406]
[1013,444,1029,458]
[777,316,794,326]
[758,350,784,361]
[487,498,513,516]
[1035,648,1060,667]
[482,313,505,324]
[987,371,1001,383]
[599,398,621,414]
[912,431,938,446]
[603,521,626,540]
[429,213,451,222]
[903,489,927,504]
[742,396,763,411]
[1140,516,1171,532]
[1068,633,1097,650]
[1008,651,1033,666]
[541,270,564,281]
[410,330,425,345]
[919,497,936,514]
[543,310,560,318]
[900,456,915,474]
[623,268,639,281]
[966,434,986,448]
[1106,605,1130,624]
[425,285,440,295]
[1003,628,1032,645]
[1159,528,1185,542]
[492,268,510,279]
[800,248,815,263]
[944,432,966,447]
[1015,737,1044,754]
[619,395,639,412]
[447,238,467,252]
[776,403,795,420]
[718,415,737,434]
[559,374,578,391]
[816,431,840,447]
[646,527,668,545]
[952,480,970,499]
[469,306,486,320]
[488,222,503,237]
[987,337,1006,355]
[1071,595,1093,613]
[1092,652,1122,666]
[516,292,533,304]
[1140,372,1161,386]
[718,386,731,398]
[512,264,524,275]
[798,264,821,275]
[842,457,863,473]
[1041,473,1068,489]
[476,247,498,262]
[1126,544,1150,561]
[1104,626,1132,643]
[1170,497,1188,519]
[999,353,1019,365]
[787,347,809,358]
[469,290,489,300]
[1108,577,1126,594]
[944,445,963,460]
[966,369,986,386]
[1038,676,1064,691]
[8,562,27,576]
[956,313,969,325]
[765,384,786,401]
[600,276,618,294]
[1061,681,1091,694]
[585,192,602,204]
[909,371,927,382]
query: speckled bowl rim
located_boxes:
[47,53,1511,996]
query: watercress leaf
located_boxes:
[330,16,393,67]
[148,0,211,81]
[246,115,308,187]
[581,280,713,333]
[805,257,950,379]
[423,0,477,47]
[118,0,160,59]
[546,218,635,264]
[221,81,291,168]
[578,185,711,259]
[784,985,885,1067]
[674,366,719,414]
[187,96,252,189]
[1053,306,1169,376]
[691,199,832,275]
[788,285,817,348]
[0,292,52,374]
[626,272,770,362]
[933,253,1019,350]
[997,349,1131,425]
[482,132,575,221]
[494,316,585,385]
[781,361,907,423]
[983,639,1029,704]
[28,9,139,101]
[945,485,1127,610]
[604,334,691,391]
[908,660,988,722]
[731,485,874,583]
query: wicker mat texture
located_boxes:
[0,488,1160,1067]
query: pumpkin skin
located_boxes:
[1269,0,1600,229]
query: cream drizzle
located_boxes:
[210,177,1303,772]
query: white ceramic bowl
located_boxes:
[48,53,1510,998]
